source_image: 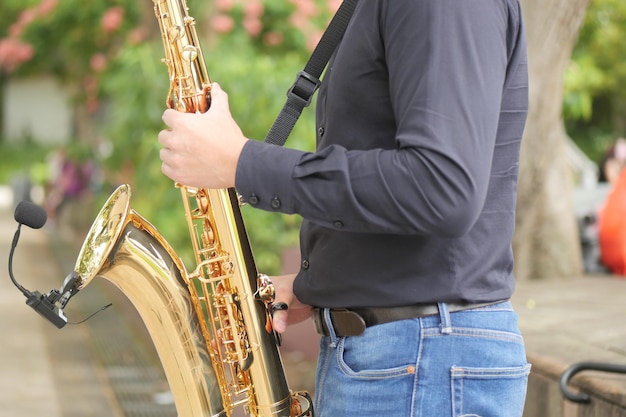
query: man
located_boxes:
[158,0,531,415]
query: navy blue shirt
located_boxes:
[236,0,528,308]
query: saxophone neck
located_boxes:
[154,0,212,113]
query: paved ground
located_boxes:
[1,186,625,416]
[0,203,119,417]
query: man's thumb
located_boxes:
[272,310,288,334]
[208,82,228,111]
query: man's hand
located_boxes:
[271,274,312,334]
[158,83,248,189]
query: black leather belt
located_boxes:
[312,300,506,337]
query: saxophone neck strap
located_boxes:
[264,0,359,147]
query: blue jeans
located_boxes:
[314,301,530,417]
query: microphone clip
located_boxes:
[26,290,68,329]
[24,271,80,329]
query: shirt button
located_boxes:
[271,197,281,209]
[333,220,343,228]
[301,259,310,269]
[248,194,259,205]
[318,127,325,136]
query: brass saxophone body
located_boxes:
[68,0,313,416]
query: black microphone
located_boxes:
[8,201,110,329]
[14,200,48,229]
[9,201,69,328]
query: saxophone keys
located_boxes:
[167,25,183,40]
[255,274,275,304]
[182,45,198,62]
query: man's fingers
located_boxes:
[206,82,230,113]
[161,108,180,128]
[162,83,227,126]
[157,126,173,148]
[272,310,289,334]
[210,82,225,99]
[271,303,289,334]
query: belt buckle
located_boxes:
[313,308,367,337]
[330,309,367,337]
[312,309,327,336]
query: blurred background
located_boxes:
[1,0,625,416]
[0,0,338,274]
[1,0,625,277]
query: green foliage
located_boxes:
[5,0,626,279]
[98,35,314,273]
[0,0,331,273]
[0,138,53,185]
[564,0,626,161]
[93,1,331,273]
[0,0,40,37]
[6,0,623,273]
[16,1,141,81]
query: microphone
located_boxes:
[9,201,48,296]
[8,200,111,329]
[8,200,71,328]
[14,200,48,229]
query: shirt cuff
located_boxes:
[235,139,304,214]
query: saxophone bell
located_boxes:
[73,184,229,416]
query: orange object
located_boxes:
[599,169,626,276]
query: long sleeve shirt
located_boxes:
[235,0,529,308]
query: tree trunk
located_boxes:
[514,0,591,280]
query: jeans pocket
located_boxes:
[324,335,417,417]
[451,364,531,417]
[336,336,417,379]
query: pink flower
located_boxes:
[326,0,342,13]
[8,9,37,38]
[244,0,264,18]
[8,22,25,38]
[126,27,147,45]
[101,6,125,33]
[263,31,284,47]
[306,29,323,52]
[215,0,236,12]
[291,0,318,18]
[0,38,35,72]
[289,13,308,30]
[37,0,58,15]
[211,14,235,34]
[90,53,107,72]
[243,16,262,37]
[17,9,38,27]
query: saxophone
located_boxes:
[61,0,314,415]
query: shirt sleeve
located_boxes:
[236,0,513,237]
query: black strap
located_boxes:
[264,0,359,146]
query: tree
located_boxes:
[565,0,626,160]
[514,0,591,280]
